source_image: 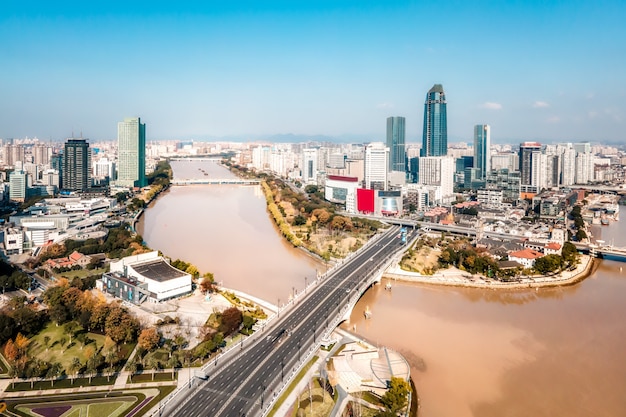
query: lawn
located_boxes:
[55,267,107,280]
[293,378,335,417]
[28,322,106,372]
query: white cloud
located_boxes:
[533,101,549,108]
[481,102,502,110]
[376,102,394,109]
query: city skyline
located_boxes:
[1,1,625,143]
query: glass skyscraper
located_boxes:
[63,138,91,191]
[473,124,491,179]
[386,116,406,173]
[422,84,447,157]
[117,117,147,188]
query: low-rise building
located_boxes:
[101,251,192,303]
[508,248,543,269]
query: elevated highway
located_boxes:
[163,225,416,417]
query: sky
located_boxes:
[1,1,625,144]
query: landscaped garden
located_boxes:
[5,386,175,417]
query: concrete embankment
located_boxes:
[384,255,595,290]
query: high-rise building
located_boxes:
[32,144,52,166]
[473,124,491,179]
[422,84,447,157]
[418,156,455,200]
[117,117,146,188]
[9,170,28,202]
[386,116,406,173]
[50,153,63,189]
[63,138,91,191]
[518,142,542,185]
[364,142,389,190]
[302,148,319,185]
[3,144,25,167]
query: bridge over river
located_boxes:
[171,178,260,186]
[157,225,417,417]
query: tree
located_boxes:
[64,322,80,345]
[68,357,82,384]
[576,229,587,241]
[379,377,411,415]
[0,313,16,345]
[105,305,139,344]
[138,328,161,352]
[3,339,18,362]
[200,278,215,294]
[14,333,30,357]
[43,336,51,352]
[219,307,243,335]
[46,363,63,387]
[147,356,160,381]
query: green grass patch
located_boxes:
[28,321,106,372]
[129,371,178,383]
[268,356,319,417]
[5,375,113,392]
[359,391,382,406]
[88,401,128,417]
[56,267,107,280]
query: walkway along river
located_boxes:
[140,160,626,417]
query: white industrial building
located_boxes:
[103,251,192,303]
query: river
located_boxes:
[139,160,626,417]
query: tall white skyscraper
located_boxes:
[117,117,146,188]
[364,142,389,190]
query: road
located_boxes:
[169,225,414,417]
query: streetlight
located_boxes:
[304,276,308,293]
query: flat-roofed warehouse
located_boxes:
[100,251,192,303]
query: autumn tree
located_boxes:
[379,377,411,415]
[219,307,243,335]
[3,339,18,362]
[104,305,140,344]
[138,328,161,352]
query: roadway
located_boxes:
[170,225,415,417]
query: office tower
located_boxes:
[32,144,52,166]
[364,142,389,190]
[418,156,455,199]
[3,144,25,167]
[63,138,91,191]
[117,117,146,188]
[473,124,491,179]
[422,84,447,157]
[9,170,27,202]
[518,142,541,185]
[386,117,406,172]
[485,169,521,201]
[573,142,591,155]
[302,148,319,185]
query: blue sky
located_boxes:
[1,1,625,144]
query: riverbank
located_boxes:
[384,254,595,290]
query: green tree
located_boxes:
[379,377,411,415]
[68,358,82,384]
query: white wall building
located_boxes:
[364,142,388,190]
[418,156,454,203]
[302,148,320,184]
[109,251,192,301]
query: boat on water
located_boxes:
[601,217,610,226]
[385,282,392,290]
[364,306,372,319]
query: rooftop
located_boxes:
[131,259,188,282]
